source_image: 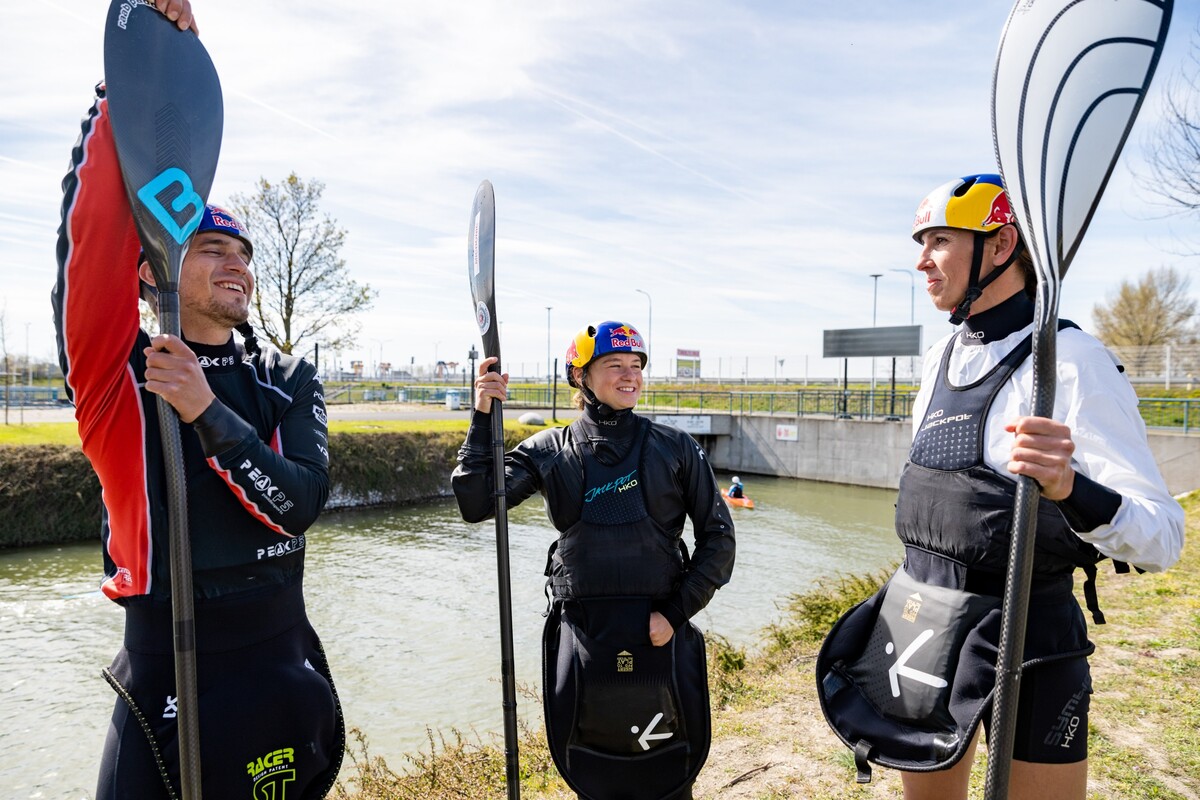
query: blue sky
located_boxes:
[2,0,1197,382]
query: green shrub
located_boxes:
[0,445,101,547]
[0,425,547,548]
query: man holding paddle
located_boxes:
[51,2,343,797]
[818,174,1183,800]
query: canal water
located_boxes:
[0,475,902,798]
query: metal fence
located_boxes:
[324,384,1197,433]
[1136,398,1200,433]
[0,386,62,406]
[1108,343,1200,388]
[637,388,920,420]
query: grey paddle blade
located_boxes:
[992,0,1173,289]
[103,0,223,293]
[468,180,501,364]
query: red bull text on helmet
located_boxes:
[566,321,647,373]
[608,325,643,351]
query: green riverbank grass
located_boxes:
[328,419,472,435]
[0,422,80,447]
[0,418,476,448]
[336,491,1200,799]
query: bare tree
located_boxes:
[1093,266,1198,346]
[230,174,375,354]
[1092,266,1199,381]
[1140,22,1200,237]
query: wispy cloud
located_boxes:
[1,0,1195,377]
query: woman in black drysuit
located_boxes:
[452,320,735,800]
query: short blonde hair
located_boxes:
[571,365,587,409]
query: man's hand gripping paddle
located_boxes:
[467,180,521,799]
[986,1,1172,796]
[104,2,224,796]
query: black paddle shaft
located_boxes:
[468,180,521,799]
[986,291,1057,797]
[104,2,224,797]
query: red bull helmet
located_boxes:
[197,204,254,260]
[911,174,1014,242]
[565,321,647,388]
[912,174,1024,325]
[138,204,254,273]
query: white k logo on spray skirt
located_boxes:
[886,629,949,698]
[632,712,673,751]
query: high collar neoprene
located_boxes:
[579,398,638,438]
[959,290,1034,346]
[187,334,243,373]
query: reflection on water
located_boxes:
[0,475,901,798]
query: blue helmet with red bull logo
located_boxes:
[138,204,254,271]
[196,204,254,260]
[565,320,647,388]
[912,174,1024,325]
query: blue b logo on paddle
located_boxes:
[136,167,205,245]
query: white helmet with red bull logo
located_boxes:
[912,174,1024,325]
[911,174,1014,242]
[565,320,647,389]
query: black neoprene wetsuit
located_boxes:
[454,401,734,799]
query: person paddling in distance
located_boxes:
[51,2,343,797]
[727,476,745,499]
[453,321,735,800]
[817,174,1183,800]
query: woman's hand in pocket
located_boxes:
[649,611,675,646]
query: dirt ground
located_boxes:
[693,652,909,799]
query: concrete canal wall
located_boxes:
[654,414,1200,496]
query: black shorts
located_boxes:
[984,654,1092,764]
[96,582,344,800]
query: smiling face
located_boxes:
[580,352,643,410]
[140,231,254,344]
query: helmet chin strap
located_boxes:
[580,384,618,418]
[578,371,626,422]
[949,232,1024,325]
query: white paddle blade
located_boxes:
[467,180,500,361]
[992,0,1172,284]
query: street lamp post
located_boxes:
[870,273,882,325]
[546,306,553,385]
[890,268,917,385]
[869,274,882,410]
[635,289,652,380]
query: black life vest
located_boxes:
[541,416,710,799]
[895,324,1106,582]
[545,417,685,600]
